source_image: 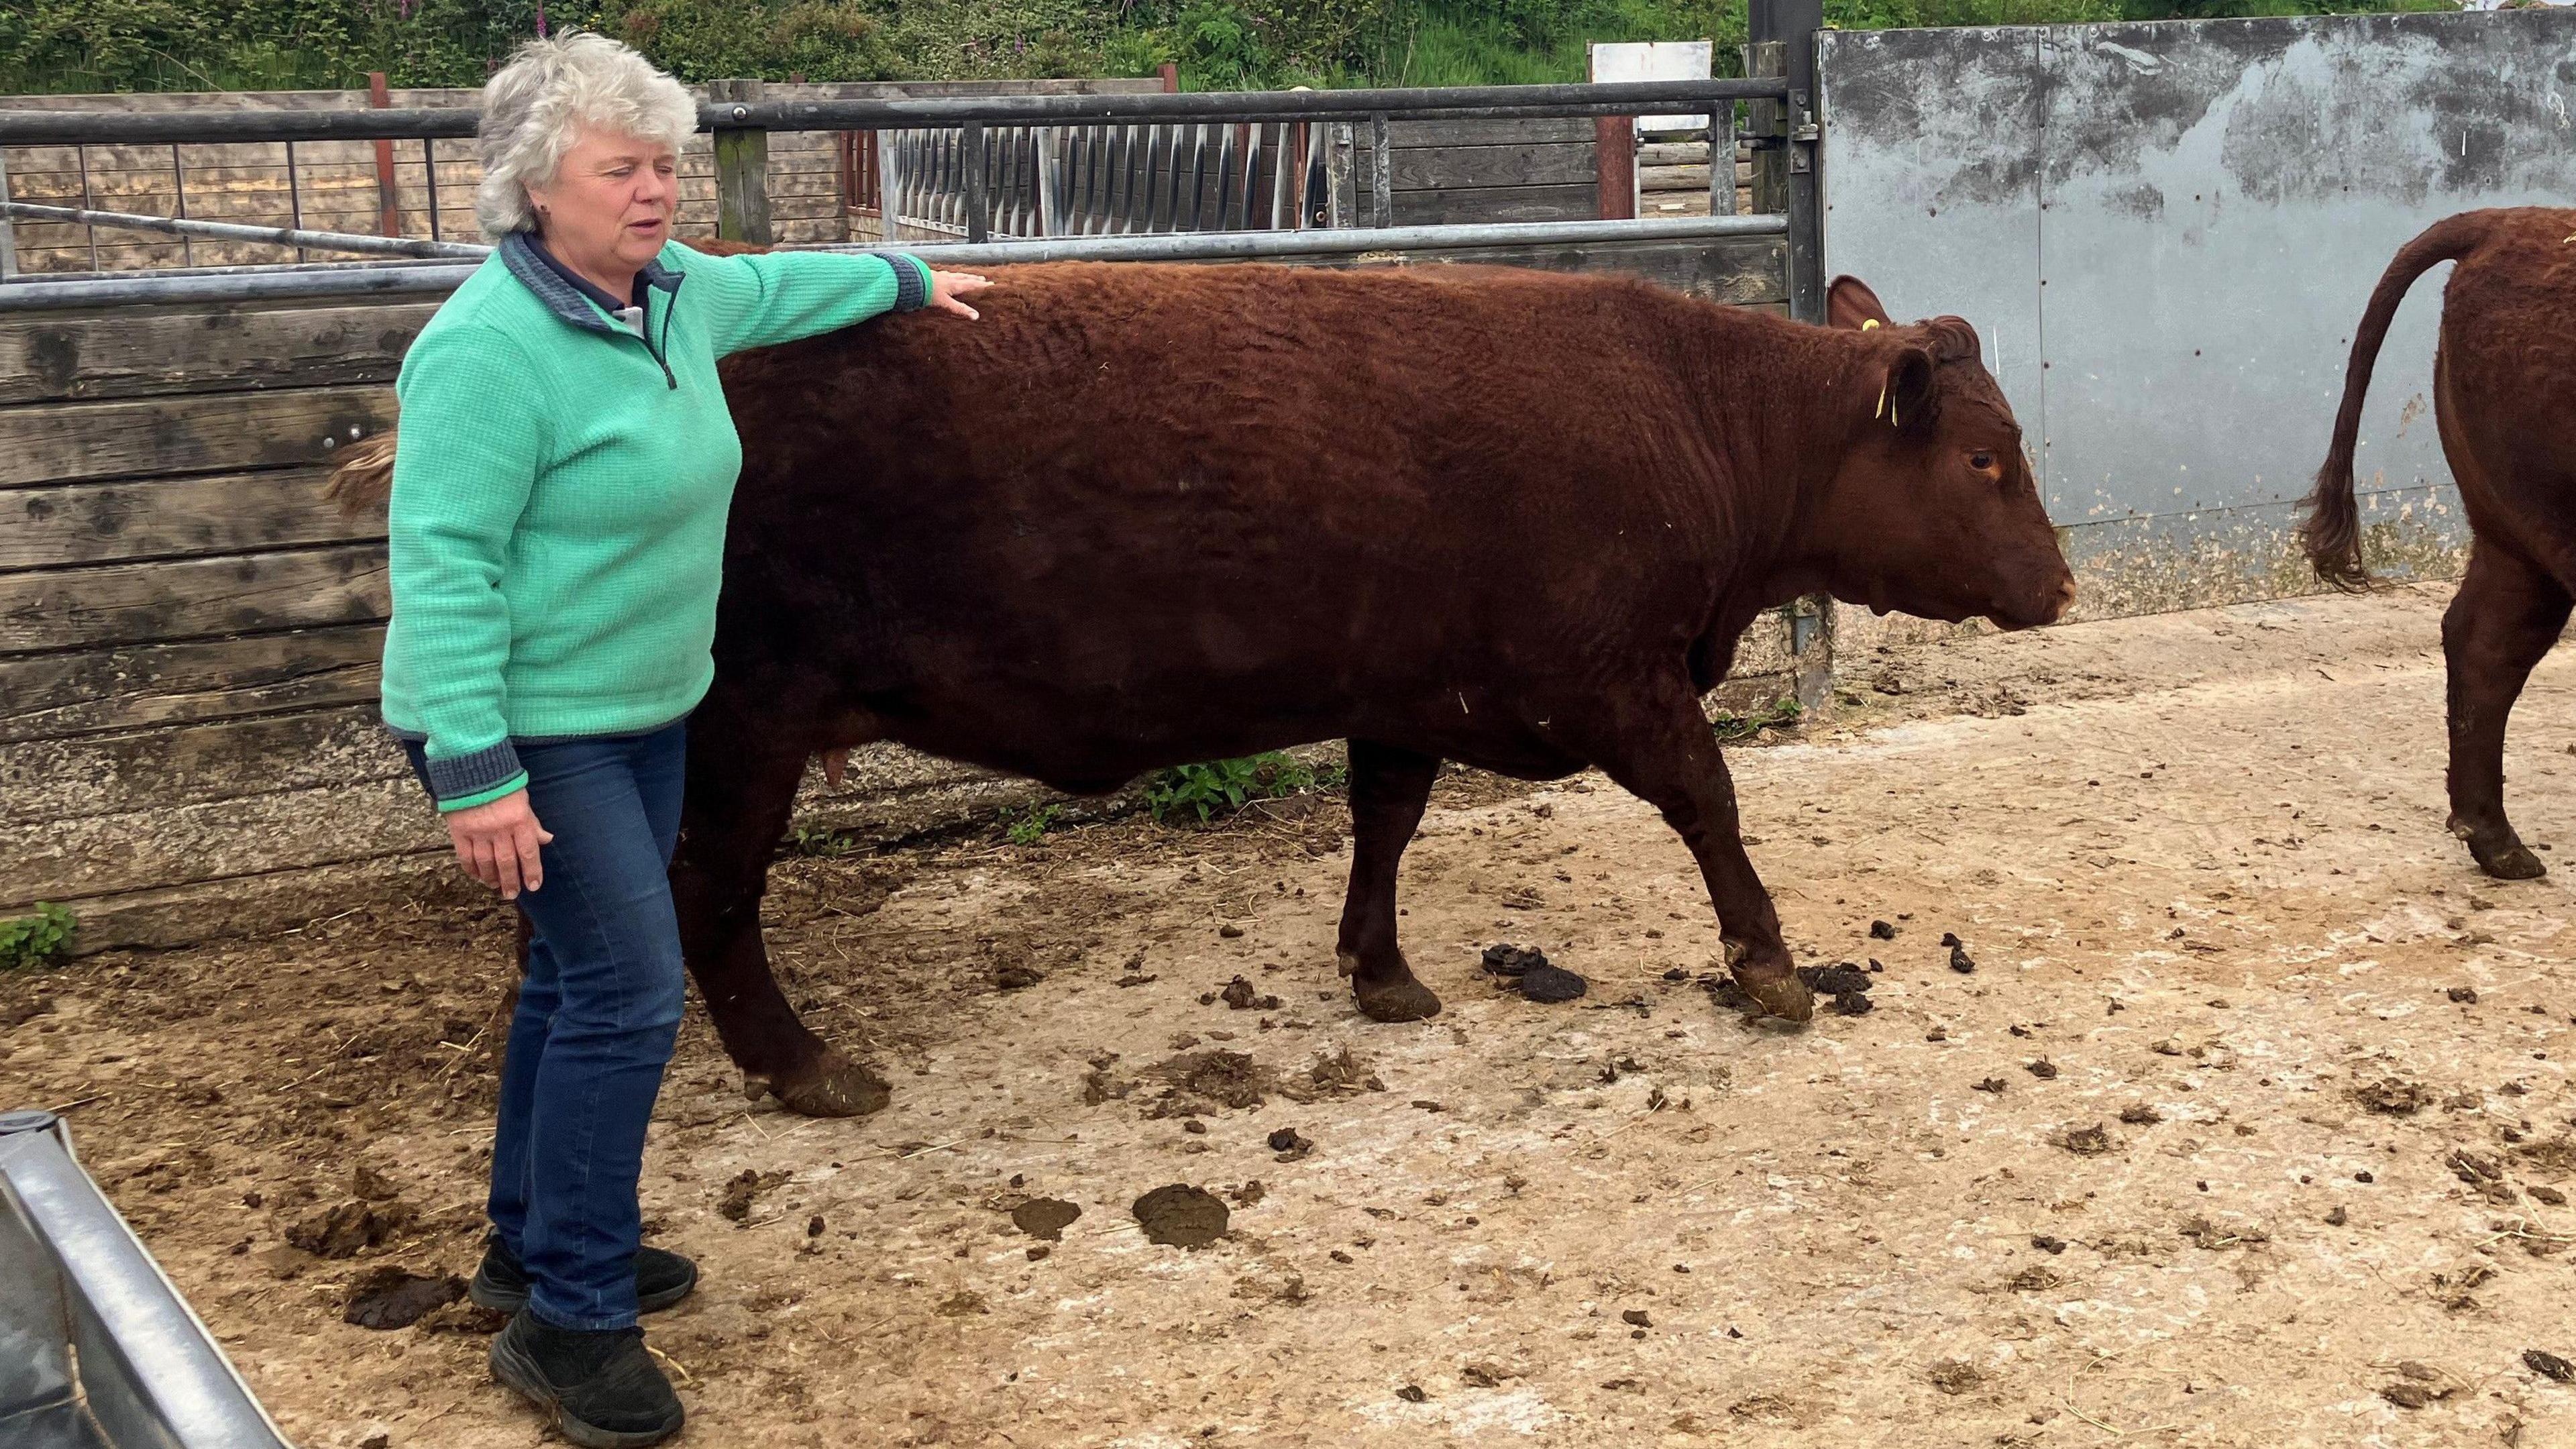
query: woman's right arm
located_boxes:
[386,323,553,896]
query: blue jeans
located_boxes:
[402,720,688,1331]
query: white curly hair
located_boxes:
[473,31,699,239]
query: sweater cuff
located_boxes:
[427,739,526,811]
[891,254,930,312]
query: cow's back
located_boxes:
[717,263,1780,779]
[2431,209,2576,552]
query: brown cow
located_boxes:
[336,260,2073,1116]
[2302,207,2576,880]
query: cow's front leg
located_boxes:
[1335,739,1444,1022]
[1582,682,1812,1023]
[671,718,891,1117]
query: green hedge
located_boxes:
[0,0,2459,96]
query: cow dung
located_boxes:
[1481,944,1550,977]
[343,1268,463,1330]
[1134,1184,1229,1248]
[1518,963,1588,1004]
[1012,1198,1082,1241]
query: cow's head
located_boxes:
[1807,277,2074,631]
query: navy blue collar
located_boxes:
[498,231,681,333]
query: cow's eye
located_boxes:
[1969,451,1996,472]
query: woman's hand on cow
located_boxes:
[928,270,990,320]
[445,789,553,901]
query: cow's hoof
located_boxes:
[1736,973,1815,1024]
[2454,816,2548,880]
[1354,977,1444,1023]
[754,1049,892,1118]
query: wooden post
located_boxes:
[368,72,399,239]
[1593,115,1636,221]
[1744,40,1787,218]
[1159,62,1180,93]
[708,78,773,245]
[1368,113,1392,227]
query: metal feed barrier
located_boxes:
[0,64,1823,319]
[0,1112,292,1448]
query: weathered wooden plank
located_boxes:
[0,543,386,653]
[1,704,407,825]
[1389,142,1597,192]
[3,467,372,569]
[1391,183,1601,227]
[0,303,431,404]
[1388,117,1595,148]
[0,625,382,743]
[18,849,463,957]
[2,774,437,902]
[0,386,394,487]
[1641,163,1713,191]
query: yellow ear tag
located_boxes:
[1860,319,1881,331]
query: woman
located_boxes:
[382,32,987,1447]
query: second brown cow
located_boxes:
[343,260,2075,1116]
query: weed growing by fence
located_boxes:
[1711,695,1801,743]
[1148,751,1340,823]
[1002,802,1064,845]
[0,904,76,971]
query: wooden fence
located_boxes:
[1,186,1791,959]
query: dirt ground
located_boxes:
[12,582,2576,1449]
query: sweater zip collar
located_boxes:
[498,231,685,389]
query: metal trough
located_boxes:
[0,1110,291,1449]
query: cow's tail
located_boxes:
[2300,211,2489,590]
[323,429,398,517]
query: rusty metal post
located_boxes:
[1594,115,1636,221]
[368,72,399,239]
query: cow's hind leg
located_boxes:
[1578,681,1813,1023]
[1336,739,1444,1022]
[2443,540,2571,879]
[670,712,892,1118]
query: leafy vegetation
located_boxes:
[3,0,2465,96]
[1146,750,1339,823]
[1001,801,1063,844]
[1710,694,1803,743]
[786,822,868,857]
[0,904,76,971]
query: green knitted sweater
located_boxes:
[381,235,931,810]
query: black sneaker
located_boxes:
[470,1234,698,1316]
[488,1310,684,1449]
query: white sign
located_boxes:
[1588,39,1715,134]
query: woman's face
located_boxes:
[525,127,680,276]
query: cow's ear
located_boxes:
[1828,276,1894,330]
[1871,344,1938,432]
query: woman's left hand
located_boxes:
[930,270,991,320]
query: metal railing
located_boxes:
[1,1111,291,1449]
[0,74,1820,315]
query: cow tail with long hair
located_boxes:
[2300,212,2490,590]
[323,429,398,517]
